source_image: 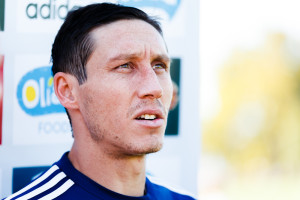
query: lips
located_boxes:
[133,109,165,128]
[134,109,164,120]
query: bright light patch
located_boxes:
[26,86,36,102]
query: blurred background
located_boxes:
[199,0,300,199]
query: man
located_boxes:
[4,3,196,200]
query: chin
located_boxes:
[144,143,163,154]
[144,135,164,153]
[126,140,164,156]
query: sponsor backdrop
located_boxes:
[0,55,3,145]
[0,0,4,31]
[0,0,199,197]
[0,169,2,195]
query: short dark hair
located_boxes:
[51,3,163,84]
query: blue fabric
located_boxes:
[4,152,197,200]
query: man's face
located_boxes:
[77,19,173,157]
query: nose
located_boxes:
[137,67,163,99]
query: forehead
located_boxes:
[90,19,168,58]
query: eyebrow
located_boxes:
[152,54,171,64]
[107,53,170,63]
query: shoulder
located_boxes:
[3,164,75,200]
[147,175,198,200]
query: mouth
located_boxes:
[136,114,158,120]
[134,111,165,128]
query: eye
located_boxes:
[119,63,130,69]
[115,63,133,73]
[152,63,168,72]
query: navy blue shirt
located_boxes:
[4,153,196,200]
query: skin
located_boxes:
[54,19,173,196]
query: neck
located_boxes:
[68,139,147,197]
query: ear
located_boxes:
[54,72,79,110]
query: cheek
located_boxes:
[80,89,124,135]
[82,82,130,117]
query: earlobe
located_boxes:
[54,72,79,110]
